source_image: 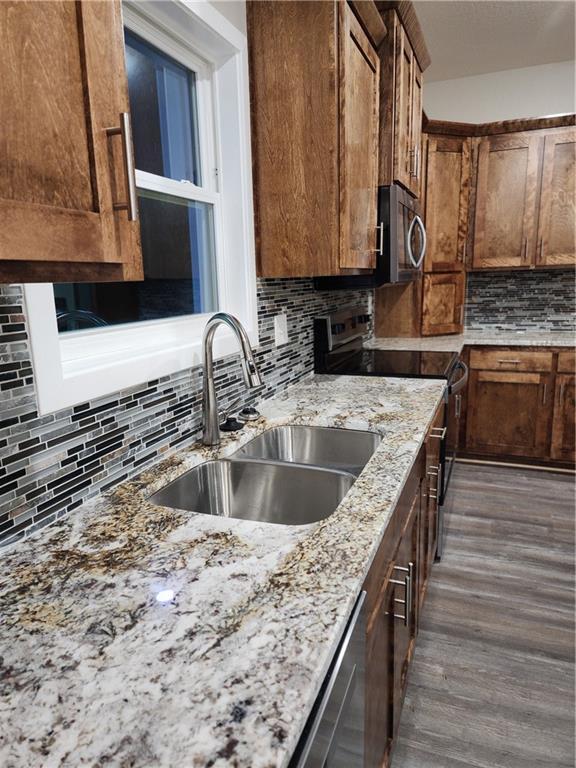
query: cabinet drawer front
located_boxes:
[469,348,553,372]
[476,371,541,385]
[558,349,576,373]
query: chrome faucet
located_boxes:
[202,313,262,446]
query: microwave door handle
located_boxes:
[413,215,427,268]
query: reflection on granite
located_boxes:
[367,329,575,353]
[0,374,445,768]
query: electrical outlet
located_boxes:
[274,314,288,346]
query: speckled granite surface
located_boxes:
[0,374,445,768]
[367,330,575,353]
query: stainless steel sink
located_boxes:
[231,425,381,476]
[148,459,354,526]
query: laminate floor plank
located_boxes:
[392,463,575,768]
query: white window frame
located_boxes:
[24,0,258,416]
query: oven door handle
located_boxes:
[448,360,469,395]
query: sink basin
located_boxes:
[148,459,354,526]
[232,425,381,476]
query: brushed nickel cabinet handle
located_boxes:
[542,382,547,405]
[498,359,521,364]
[522,237,528,262]
[389,563,414,626]
[538,239,544,262]
[373,222,384,255]
[106,112,138,222]
[431,426,447,440]
[560,382,565,402]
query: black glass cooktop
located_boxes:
[319,348,459,379]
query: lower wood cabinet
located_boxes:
[462,346,575,466]
[465,369,552,458]
[421,272,465,336]
[551,374,575,462]
[364,401,444,768]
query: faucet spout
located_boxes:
[202,313,262,446]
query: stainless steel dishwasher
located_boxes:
[291,592,366,768]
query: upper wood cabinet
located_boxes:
[248,1,380,277]
[421,272,465,336]
[378,8,427,199]
[340,5,380,270]
[423,135,470,272]
[536,129,576,267]
[473,132,541,270]
[472,126,576,270]
[0,0,143,283]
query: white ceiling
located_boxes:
[413,1,576,82]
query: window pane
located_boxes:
[54,192,218,332]
[125,30,202,185]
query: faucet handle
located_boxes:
[219,395,243,425]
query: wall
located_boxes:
[0,281,372,547]
[424,60,576,123]
[465,269,575,332]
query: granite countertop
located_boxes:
[0,374,446,768]
[366,329,575,353]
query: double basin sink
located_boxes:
[149,426,381,526]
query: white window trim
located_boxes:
[24,0,258,416]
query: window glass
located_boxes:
[124,30,202,185]
[54,192,218,330]
[54,28,218,333]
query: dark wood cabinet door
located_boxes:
[473,132,541,270]
[0,0,142,283]
[465,370,552,458]
[421,272,465,336]
[536,128,576,267]
[551,374,575,463]
[424,402,445,578]
[393,25,414,192]
[391,485,420,739]
[424,136,470,272]
[339,2,379,270]
[365,576,395,768]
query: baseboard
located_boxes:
[456,457,576,475]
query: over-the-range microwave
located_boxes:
[314,183,427,289]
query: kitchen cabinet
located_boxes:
[423,135,471,272]
[472,126,576,270]
[536,128,576,267]
[364,441,432,767]
[421,272,465,336]
[0,0,143,283]
[465,348,553,459]
[551,374,575,462]
[551,351,576,462]
[248,1,380,277]
[378,8,428,198]
[340,3,381,270]
[421,402,445,597]
[473,132,541,269]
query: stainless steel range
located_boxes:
[314,307,468,559]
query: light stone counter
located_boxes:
[0,374,445,768]
[366,329,575,353]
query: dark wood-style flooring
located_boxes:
[393,462,575,768]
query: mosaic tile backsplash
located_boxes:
[465,268,575,331]
[0,279,372,546]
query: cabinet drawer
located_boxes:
[469,348,553,372]
[558,349,576,373]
